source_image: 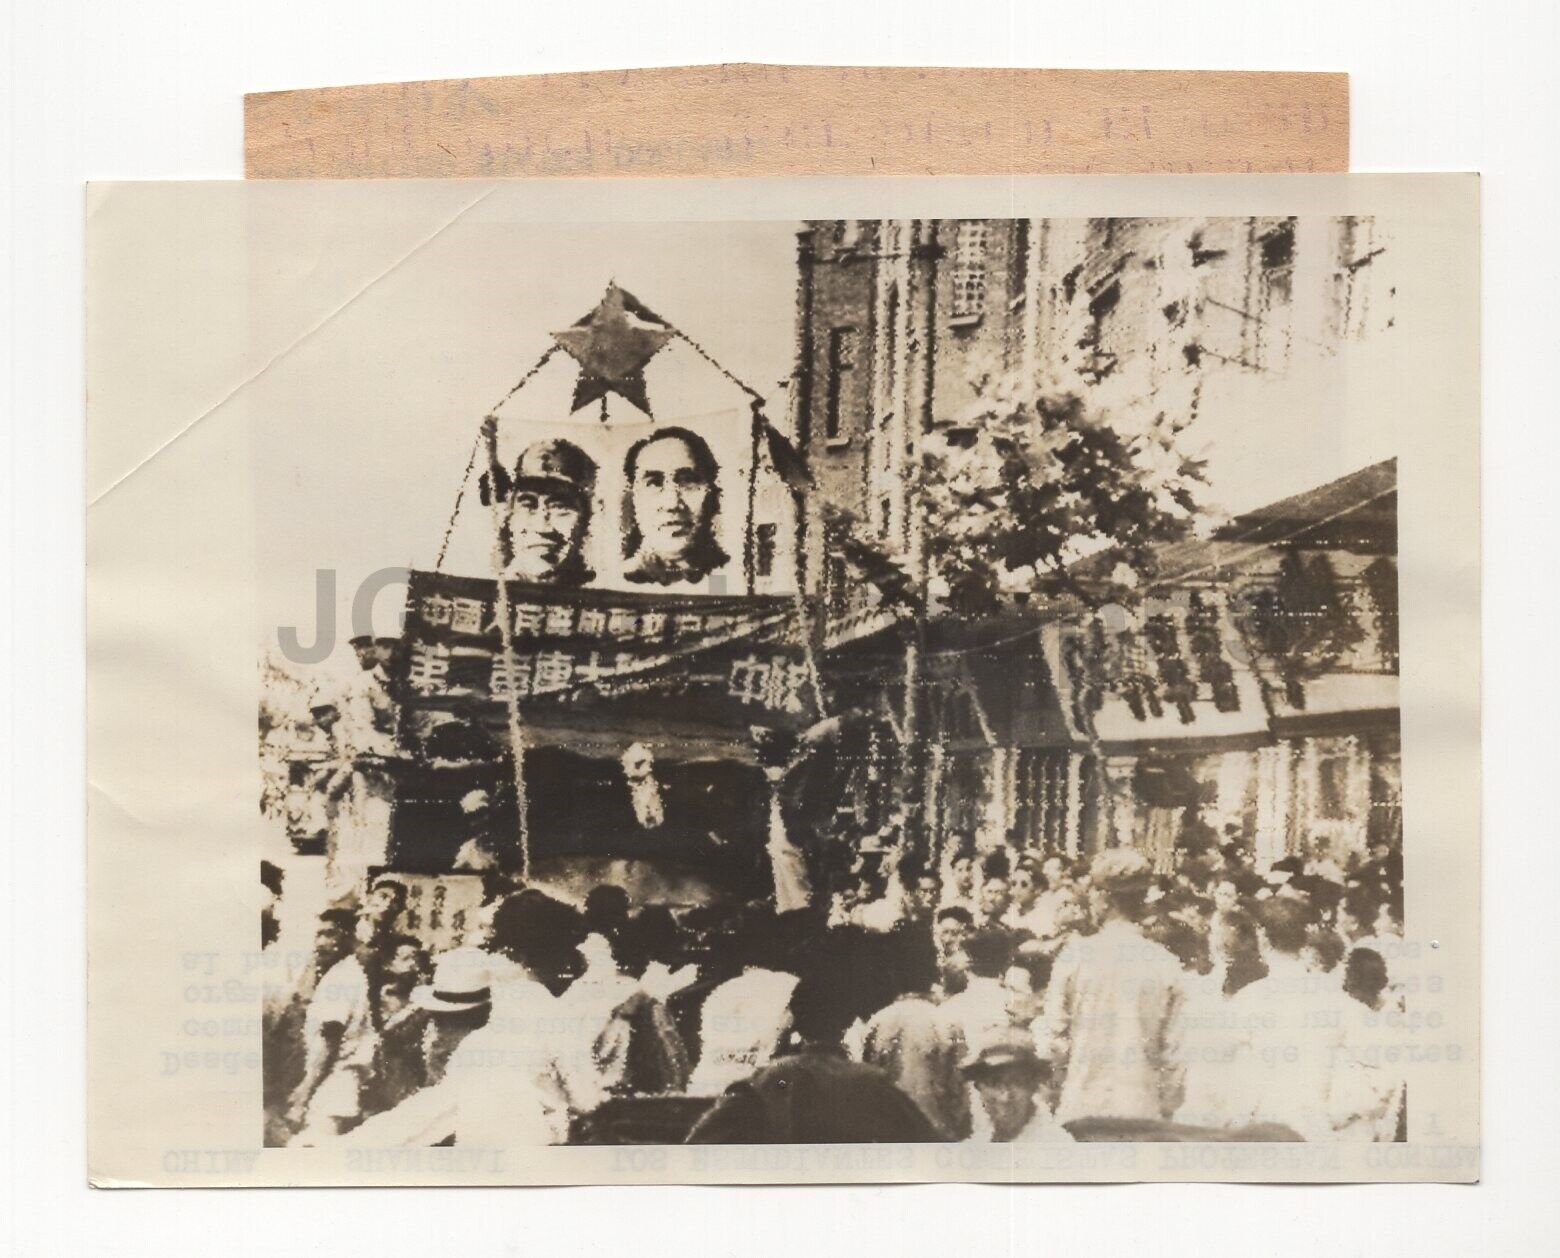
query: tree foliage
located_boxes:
[917,383,1208,616]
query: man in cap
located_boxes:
[501,439,597,587]
[339,635,400,757]
[1037,847,1188,1125]
[962,1028,1072,1143]
[307,698,395,896]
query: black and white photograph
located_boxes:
[84,175,1479,1186]
[236,194,1455,1158]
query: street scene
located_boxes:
[260,214,1409,1148]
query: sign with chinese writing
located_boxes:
[394,568,817,731]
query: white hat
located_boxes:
[411,947,493,1014]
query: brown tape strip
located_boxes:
[244,63,1347,179]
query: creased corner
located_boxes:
[87,184,499,511]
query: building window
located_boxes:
[1251,224,1289,369]
[832,219,864,252]
[1077,275,1123,382]
[1258,219,1296,307]
[827,554,849,618]
[1314,738,1358,822]
[950,221,990,321]
[754,523,777,579]
[1332,216,1381,342]
[824,326,858,442]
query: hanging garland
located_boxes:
[1362,557,1400,672]
[1062,624,1102,737]
[1144,613,1198,724]
[1115,628,1163,722]
[1187,591,1241,712]
[1233,551,1365,710]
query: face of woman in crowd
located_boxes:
[1009,867,1037,909]
[950,857,974,894]
[509,487,587,582]
[631,436,714,560]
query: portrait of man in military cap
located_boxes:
[499,438,597,587]
[621,426,729,587]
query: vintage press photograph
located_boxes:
[257,210,1416,1152]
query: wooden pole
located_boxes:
[482,415,531,882]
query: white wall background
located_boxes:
[5,1,1556,1253]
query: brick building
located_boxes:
[788,215,1401,867]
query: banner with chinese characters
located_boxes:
[394,568,818,732]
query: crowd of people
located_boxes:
[262,821,1408,1148]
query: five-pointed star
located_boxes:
[552,284,673,415]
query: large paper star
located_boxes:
[551,284,673,417]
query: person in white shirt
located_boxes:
[1173,909,1262,1129]
[288,938,378,1143]
[1037,848,1187,1125]
[1339,946,1408,1141]
[687,964,800,1095]
[687,906,805,1094]
[553,931,642,1095]
[940,931,1018,1051]
[404,892,601,1147]
[452,790,502,873]
[1225,897,1379,1141]
[859,995,972,1140]
[341,636,400,757]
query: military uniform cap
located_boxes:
[513,439,596,499]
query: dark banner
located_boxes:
[393,569,816,730]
